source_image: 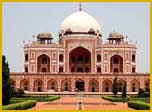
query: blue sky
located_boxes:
[2,2,150,72]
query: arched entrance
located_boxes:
[88,79,99,92]
[20,79,30,91]
[33,79,44,92]
[75,79,85,91]
[118,79,125,92]
[61,79,71,92]
[130,79,140,92]
[37,54,50,72]
[110,55,123,73]
[102,79,112,92]
[69,47,91,72]
[47,79,57,92]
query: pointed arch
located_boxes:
[69,46,91,72]
[102,79,112,92]
[33,79,44,92]
[47,79,57,92]
[88,79,99,92]
[110,55,123,73]
[20,79,30,91]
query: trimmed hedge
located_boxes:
[12,96,60,102]
[2,100,37,110]
[129,98,150,103]
[10,100,25,104]
[102,96,150,103]
[102,96,128,102]
[128,101,150,110]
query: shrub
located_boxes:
[10,100,25,104]
[13,88,25,97]
[102,96,128,102]
[128,101,150,110]
[138,88,145,97]
[137,88,150,98]
[122,81,127,100]
[2,100,37,110]
[112,77,118,96]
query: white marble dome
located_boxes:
[59,11,101,35]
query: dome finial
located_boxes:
[79,1,82,11]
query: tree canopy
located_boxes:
[112,76,118,96]
[2,55,11,105]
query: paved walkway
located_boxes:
[30,96,133,110]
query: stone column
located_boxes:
[85,78,89,92]
[99,76,102,92]
[43,76,47,92]
[127,77,131,92]
[71,77,75,92]
[57,77,61,92]
[140,76,144,89]
[30,77,34,92]
[16,77,20,89]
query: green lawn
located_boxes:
[102,95,150,103]
[11,95,60,102]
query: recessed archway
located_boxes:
[75,79,85,91]
[47,79,57,92]
[88,79,99,92]
[130,79,140,92]
[33,79,44,92]
[110,55,123,73]
[102,79,112,92]
[20,79,30,91]
[61,79,71,92]
[69,47,91,72]
[118,79,125,92]
[37,54,50,72]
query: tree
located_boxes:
[122,81,127,100]
[2,55,11,105]
[112,76,118,96]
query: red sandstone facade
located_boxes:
[10,11,150,93]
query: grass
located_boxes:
[102,95,150,103]
[11,95,60,102]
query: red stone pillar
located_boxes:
[30,78,34,92]
[43,77,47,92]
[57,78,61,92]
[99,76,102,92]
[71,78,75,92]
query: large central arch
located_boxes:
[69,46,91,72]
[110,55,123,73]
